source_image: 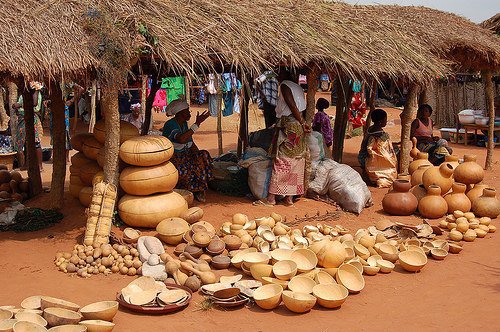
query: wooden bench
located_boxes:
[461,123,500,146]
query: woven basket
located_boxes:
[83,181,117,246]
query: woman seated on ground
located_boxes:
[411,104,451,165]
[162,99,213,202]
[358,109,397,188]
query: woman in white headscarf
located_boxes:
[162,99,212,202]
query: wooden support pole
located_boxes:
[364,79,377,136]
[305,66,320,124]
[142,79,160,136]
[73,87,79,133]
[89,80,97,133]
[0,88,7,130]
[185,76,191,106]
[217,93,223,156]
[101,88,120,186]
[237,76,250,158]
[332,76,345,162]
[399,83,419,173]
[7,80,18,151]
[332,73,352,162]
[141,75,147,118]
[50,84,67,210]
[22,82,42,197]
[483,70,494,170]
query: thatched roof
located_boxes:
[132,0,448,81]
[355,5,500,71]
[0,1,96,81]
[481,13,500,34]
[5,1,498,84]
[0,0,450,83]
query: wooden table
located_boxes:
[462,124,500,146]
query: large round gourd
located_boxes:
[118,192,188,228]
[454,154,484,185]
[79,162,102,186]
[119,136,174,166]
[120,162,178,196]
[71,152,92,168]
[70,184,85,198]
[174,189,194,207]
[79,187,93,207]
[93,120,140,144]
[317,241,347,268]
[70,174,85,187]
[69,164,81,176]
[97,147,128,171]
[70,133,94,152]
[82,137,103,161]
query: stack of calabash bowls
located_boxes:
[0,295,118,331]
[70,120,140,208]
[118,135,189,228]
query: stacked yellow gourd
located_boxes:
[69,120,140,207]
[117,135,188,228]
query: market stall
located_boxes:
[1,1,500,331]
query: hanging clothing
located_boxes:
[221,73,242,116]
[222,92,234,116]
[275,80,306,118]
[207,73,241,117]
[208,74,221,117]
[207,74,218,94]
[298,75,307,85]
[352,80,362,93]
[255,71,279,109]
[208,94,222,117]
[190,86,206,104]
[198,88,206,104]
[161,77,186,104]
[151,89,167,111]
[319,73,330,91]
[348,92,367,129]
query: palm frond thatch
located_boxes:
[481,13,500,34]
[0,0,497,84]
[354,5,500,71]
[132,0,448,81]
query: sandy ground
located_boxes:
[0,93,499,331]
